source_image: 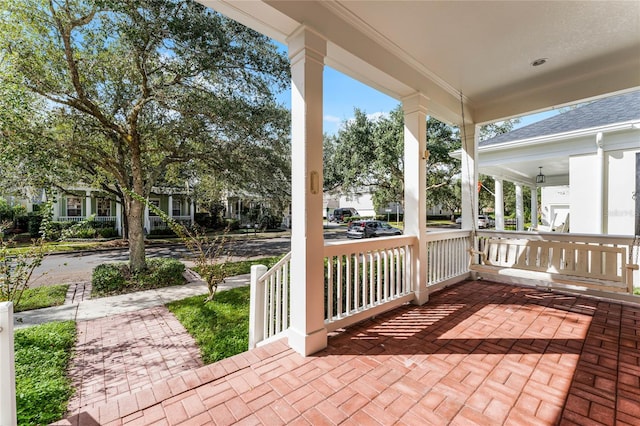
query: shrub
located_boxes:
[97,228,118,238]
[226,219,240,231]
[139,258,185,288]
[92,263,127,294]
[92,258,185,296]
[27,213,43,237]
[74,227,97,239]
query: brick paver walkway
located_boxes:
[66,306,202,416]
[57,281,640,425]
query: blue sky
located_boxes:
[276,50,558,135]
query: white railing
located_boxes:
[249,253,291,349]
[57,216,85,222]
[0,302,16,426]
[476,230,640,291]
[426,230,473,291]
[149,215,191,230]
[56,216,115,224]
[248,229,639,349]
[249,236,418,348]
[94,216,116,223]
[323,236,416,332]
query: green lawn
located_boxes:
[14,321,76,426]
[195,255,284,278]
[167,286,250,364]
[14,285,68,312]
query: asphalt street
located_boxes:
[29,227,348,287]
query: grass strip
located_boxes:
[14,284,69,312]
[167,286,250,364]
[14,321,76,425]
[197,255,284,278]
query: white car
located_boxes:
[477,215,494,228]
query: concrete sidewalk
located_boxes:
[13,273,251,329]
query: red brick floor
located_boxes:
[57,281,640,425]
[66,306,202,415]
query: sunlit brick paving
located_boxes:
[55,281,640,425]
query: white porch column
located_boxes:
[530,185,538,230]
[287,27,327,356]
[85,191,92,218]
[460,124,479,230]
[402,93,429,305]
[190,198,195,225]
[515,183,524,231]
[115,197,122,236]
[168,195,174,219]
[595,132,605,233]
[494,178,505,231]
[51,191,59,221]
[0,302,16,426]
[144,198,150,233]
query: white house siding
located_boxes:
[607,148,639,235]
[569,146,639,235]
[541,186,570,228]
[339,193,376,217]
[570,154,600,234]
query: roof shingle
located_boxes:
[480,90,640,146]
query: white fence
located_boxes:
[56,216,85,222]
[0,302,17,426]
[57,216,116,224]
[323,236,416,332]
[476,230,640,293]
[425,230,473,291]
[249,253,291,348]
[248,229,640,349]
[249,235,419,348]
[149,215,191,230]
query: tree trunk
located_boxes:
[128,137,147,272]
[126,192,146,272]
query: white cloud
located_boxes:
[323,115,342,124]
[366,111,389,122]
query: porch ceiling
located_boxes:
[199,0,640,125]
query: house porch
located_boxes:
[58,279,640,425]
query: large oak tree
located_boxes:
[1,0,290,271]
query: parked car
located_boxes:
[346,220,402,239]
[331,207,359,223]
[477,215,495,228]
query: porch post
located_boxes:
[595,132,605,233]
[144,198,150,233]
[530,185,538,230]
[460,124,479,230]
[494,178,505,231]
[85,191,92,219]
[115,197,122,236]
[51,190,59,221]
[287,27,327,356]
[515,183,524,231]
[402,93,429,305]
[168,194,174,219]
[190,198,195,226]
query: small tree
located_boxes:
[0,203,51,306]
[131,192,233,302]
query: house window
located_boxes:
[172,199,182,216]
[66,197,82,217]
[97,199,111,217]
[149,199,160,216]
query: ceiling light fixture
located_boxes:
[536,167,546,184]
[531,58,547,67]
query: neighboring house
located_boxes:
[468,90,640,235]
[36,185,195,236]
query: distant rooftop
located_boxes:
[480,90,640,147]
